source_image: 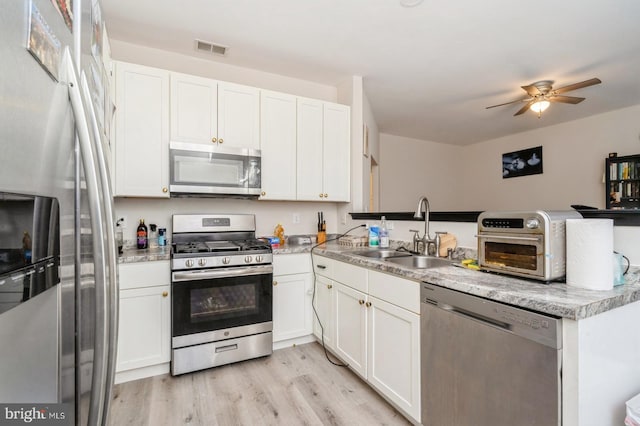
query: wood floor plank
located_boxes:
[109,342,411,426]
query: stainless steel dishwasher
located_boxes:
[420,283,562,426]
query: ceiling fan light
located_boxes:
[530,100,550,113]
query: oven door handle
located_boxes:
[476,234,541,242]
[172,265,273,282]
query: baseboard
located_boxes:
[272,334,316,351]
[114,362,170,384]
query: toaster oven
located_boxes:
[477,210,581,281]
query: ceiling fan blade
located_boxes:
[514,100,535,116]
[486,98,531,109]
[552,78,601,95]
[549,95,585,104]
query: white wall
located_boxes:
[460,105,640,211]
[377,104,640,265]
[109,40,338,102]
[115,198,338,243]
[379,133,466,211]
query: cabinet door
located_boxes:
[272,273,313,342]
[116,285,171,372]
[170,73,218,145]
[312,275,335,350]
[334,282,367,378]
[296,97,324,201]
[114,62,169,197]
[259,90,297,200]
[323,103,351,202]
[367,295,421,422]
[217,82,260,150]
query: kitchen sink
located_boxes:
[386,255,452,269]
[351,249,412,259]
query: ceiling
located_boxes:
[102,0,640,146]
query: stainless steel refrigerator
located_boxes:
[0,0,118,425]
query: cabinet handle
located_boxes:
[162,187,168,193]
[211,137,217,143]
[365,301,372,308]
[219,138,224,144]
[319,193,323,198]
[261,191,266,196]
[359,299,365,305]
[327,284,333,289]
[324,193,328,198]
[162,291,168,297]
[273,281,278,286]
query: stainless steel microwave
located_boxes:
[169,142,261,197]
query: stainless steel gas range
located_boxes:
[170,214,273,375]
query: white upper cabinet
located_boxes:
[170,73,217,145]
[218,82,260,150]
[170,73,259,150]
[113,61,170,198]
[297,98,350,202]
[322,102,351,202]
[259,90,297,200]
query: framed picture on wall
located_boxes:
[502,146,543,179]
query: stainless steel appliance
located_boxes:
[1,1,117,424]
[477,210,581,281]
[169,142,262,197]
[421,283,562,426]
[170,214,273,375]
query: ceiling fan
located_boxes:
[486,78,602,117]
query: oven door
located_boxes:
[478,233,544,278]
[171,264,272,347]
[169,141,261,196]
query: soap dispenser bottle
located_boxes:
[379,216,389,248]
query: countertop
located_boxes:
[279,242,640,321]
[118,243,640,321]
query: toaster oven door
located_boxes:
[478,233,544,278]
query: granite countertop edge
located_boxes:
[279,243,640,321]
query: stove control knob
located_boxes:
[256,255,263,263]
[198,258,207,267]
[244,255,253,263]
[222,257,231,265]
[185,259,195,268]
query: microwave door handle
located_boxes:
[65,50,109,426]
[172,265,273,282]
[80,72,119,426]
[476,234,540,242]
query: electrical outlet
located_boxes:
[387,221,394,230]
[117,216,128,229]
[341,213,347,225]
[292,213,301,224]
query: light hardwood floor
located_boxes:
[108,342,412,425]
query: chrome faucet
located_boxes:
[410,196,439,256]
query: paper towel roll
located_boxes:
[566,219,614,290]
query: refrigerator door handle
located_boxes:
[80,72,119,426]
[64,50,109,426]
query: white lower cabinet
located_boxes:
[334,281,367,378]
[312,274,335,350]
[313,255,421,424]
[115,261,171,383]
[272,254,314,345]
[367,295,421,422]
[273,274,313,342]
